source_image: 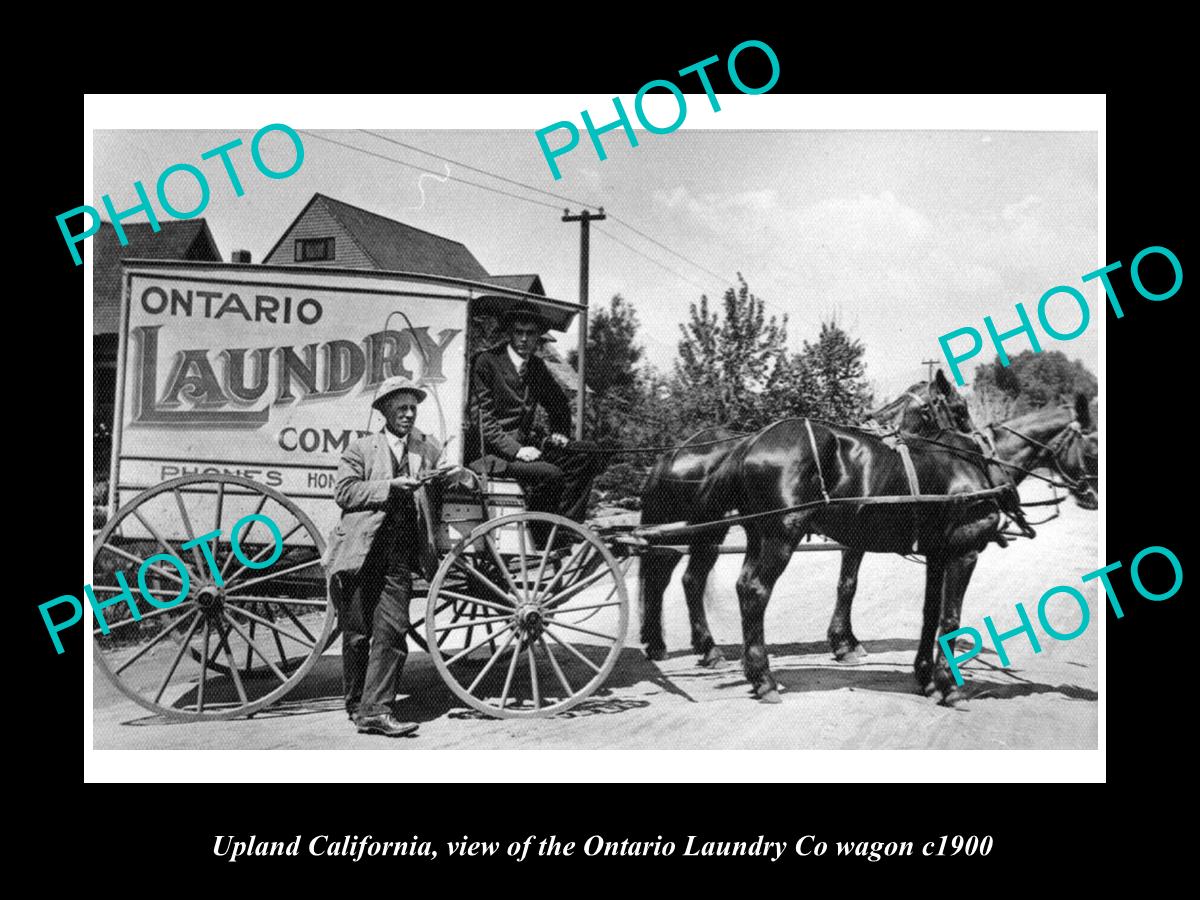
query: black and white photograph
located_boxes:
[85,99,1101,762]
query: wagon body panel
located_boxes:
[111,261,577,545]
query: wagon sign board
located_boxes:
[114,262,471,541]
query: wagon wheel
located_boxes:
[92,474,334,721]
[426,512,630,719]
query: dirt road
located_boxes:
[93,499,1098,751]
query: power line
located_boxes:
[607,214,734,286]
[302,131,760,318]
[356,132,737,289]
[358,130,603,212]
[592,225,719,296]
[298,130,564,212]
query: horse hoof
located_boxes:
[835,650,864,666]
[757,689,783,704]
[923,682,943,703]
[851,643,869,659]
[699,647,726,668]
[645,646,667,662]
[940,689,966,709]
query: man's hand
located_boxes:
[547,433,570,449]
[390,475,421,492]
[516,446,542,462]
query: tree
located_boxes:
[972,349,1097,417]
[568,294,645,443]
[795,320,874,422]
[672,275,790,429]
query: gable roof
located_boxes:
[93,220,222,332]
[485,274,545,296]
[266,193,490,280]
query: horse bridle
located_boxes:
[987,420,1098,498]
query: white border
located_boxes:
[84,93,1105,783]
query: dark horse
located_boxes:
[823,393,1099,664]
[638,372,981,691]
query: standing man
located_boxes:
[465,302,608,540]
[323,376,445,738]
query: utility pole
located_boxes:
[921,358,939,383]
[562,207,606,441]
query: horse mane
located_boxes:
[864,382,928,425]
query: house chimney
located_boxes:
[231,249,252,264]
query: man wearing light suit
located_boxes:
[322,376,446,738]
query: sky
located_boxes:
[92,128,1097,401]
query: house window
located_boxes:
[295,237,335,262]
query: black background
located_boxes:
[16,25,1189,885]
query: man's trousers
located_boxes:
[501,440,608,526]
[328,526,413,718]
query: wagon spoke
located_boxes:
[543,563,616,611]
[196,617,211,713]
[224,603,317,649]
[551,573,625,617]
[244,613,257,672]
[450,557,518,607]
[539,635,573,697]
[113,609,198,676]
[223,613,288,684]
[223,520,306,590]
[217,617,250,704]
[100,543,185,585]
[466,628,518,694]
[448,621,515,669]
[412,596,459,632]
[433,614,512,633]
[516,523,531,604]
[173,488,208,577]
[532,524,558,598]
[225,557,323,593]
[262,603,290,668]
[276,602,320,645]
[483,533,525,603]
[544,626,602,674]
[224,595,327,607]
[527,645,540,709]
[497,639,521,709]
[434,590,514,615]
[91,597,190,635]
[220,492,268,578]
[152,612,203,704]
[533,538,591,604]
[433,603,469,648]
[548,600,623,616]
[130,508,197,580]
[543,619,618,642]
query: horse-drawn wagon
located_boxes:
[93,260,1097,723]
[94,260,637,721]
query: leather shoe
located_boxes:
[355,712,419,738]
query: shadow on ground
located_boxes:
[121,646,687,727]
[682,639,1096,704]
[120,633,1094,727]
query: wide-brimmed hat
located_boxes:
[499,301,551,334]
[372,376,427,410]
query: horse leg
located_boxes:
[913,552,947,696]
[828,548,868,663]
[639,549,682,661]
[737,527,797,703]
[682,537,725,667]
[931,550,979,707]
